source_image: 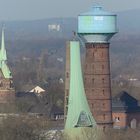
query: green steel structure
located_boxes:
[0,28,12,79]
[65,41,96,129]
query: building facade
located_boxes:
[84,43,112,128]
[112,91,140,129]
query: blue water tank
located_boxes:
[78,6,118,43]
[78,6,117,34]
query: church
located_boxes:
[0,28,15,104]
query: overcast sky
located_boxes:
[0,0,139,20]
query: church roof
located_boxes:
[0,29,7,61]
[1,62,12,79]
[0,28,12,79]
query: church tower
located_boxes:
[0,28,15,104]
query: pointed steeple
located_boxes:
[0,27,7,61]
[0,27,12,79]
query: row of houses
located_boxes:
[29,86,140,129]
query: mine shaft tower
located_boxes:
[65,41,96,129]
[78,6,117,128]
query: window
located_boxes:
[91,103,94,108]
[103,89,105,95]
[93,52,94,58]
[10,80,13,88]
[66,97,69,105]
[66,89,69,96]
[115,117,120,122]
[66,72,69,78]
[0,81,2,87]
[103,126,106,132]
[85,78,87,82]
[101,52,104,57]
[92,78,94,84]
[103,114,106,120]
[102,78,105,84]
[102,65,104,70]
[118,117,120,121]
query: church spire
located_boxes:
[0,27,12,79]
[0,27,7,61]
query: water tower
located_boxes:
[78,6,117,128]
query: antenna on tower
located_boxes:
[72,31,77,41]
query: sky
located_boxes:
[0,0,140,20]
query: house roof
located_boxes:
[50,105,64,115]
[16,92,37,98]
[30,86,45,94]
[28,103,50,115]
[16,91,50,115]
[112,91,140,113]
[113,91,138,105]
